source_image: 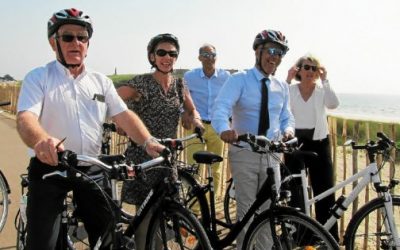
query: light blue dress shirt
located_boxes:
[184,68,230,121]
[212,67,294,140]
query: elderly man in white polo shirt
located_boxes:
[16,8,163,250]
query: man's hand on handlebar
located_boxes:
[282,130,294,142]
[220,129,238,144]
[34,137,66,166]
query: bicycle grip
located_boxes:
[58,150,77,167]
[237,133,250,142]
[0,101,11,107]
[377,132,393,145]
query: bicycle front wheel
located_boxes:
[15,210,27,250]
[178,170,210,223]
[243,207,339,250]
[344,196,400,250]
[146,202,212,250]
[0,172,9,232]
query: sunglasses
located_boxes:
[263,47,285,57]
[200,52,217,59]
[155,49,179,58]
[302,64,318,72]
[57,34,89,43]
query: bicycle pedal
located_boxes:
[123,236,136,250]
[280,190,291,199]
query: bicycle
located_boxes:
[181,133,339,249]
[15,121,118,249]
[15,173,91,249]
[38,148,211,249]
[0,100,11,233]
[148,128,237,229]
[285,132,400,249]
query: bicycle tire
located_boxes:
[117,170,210,224]
[343,196,400,250]
[145,201,212,250]
[243,206,339,250]
[178,170,210,224]
[223,178,236,225]
[0,172,9,232]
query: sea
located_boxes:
[328,93,400,123]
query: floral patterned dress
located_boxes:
[121,74,185,204]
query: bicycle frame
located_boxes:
[292,149,400,247]
[194,146,286,248]
[59,152,200,249]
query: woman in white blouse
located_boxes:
[286,54,340,241]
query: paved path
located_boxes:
[0,112,29,249]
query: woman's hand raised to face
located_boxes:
[286,65,299,84]
[318,66,327,81]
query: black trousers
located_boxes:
[285,137,339,241]
[26,157,113,250]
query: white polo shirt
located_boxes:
[17,60,127,156]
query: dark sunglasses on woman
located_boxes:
[155,49,179,58]
[302,64,318,72]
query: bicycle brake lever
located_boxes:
[195,127,205,143]
[42,170,68,180]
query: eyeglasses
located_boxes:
[200,52,217,59]
[56,34,89,43]
[155,49,179,58]
[302,64,318,72]
[263,47,285,57]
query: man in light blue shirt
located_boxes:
[212,29,294,249]
[183,43,230,197]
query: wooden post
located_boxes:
[340,118,347,240]
[352,121,359,214]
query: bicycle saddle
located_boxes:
[193,151,223,165]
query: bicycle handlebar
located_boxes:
[43,149,170,180]
[349,132,396,152]
[236,133,298,153]
[157,127,204,150]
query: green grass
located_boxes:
[108,74,135,87]
[108,71,185,87]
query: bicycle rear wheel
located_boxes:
[243,207,339,250]
[344,196,400,250]
[145,202,212,250]
[223,178,236,225]
[0,172,9,232]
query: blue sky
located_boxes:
[1,0,399,95]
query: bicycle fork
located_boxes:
[381,193,400,249]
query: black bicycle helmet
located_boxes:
[147,33,180,67]
[47,8,93,38]
[252,29,289,53]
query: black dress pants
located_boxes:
[25,157,113,250]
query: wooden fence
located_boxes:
[1,82,399,244]
[0,82,20,115]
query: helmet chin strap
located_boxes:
[257,49,270,77]
[55,39,82,69]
